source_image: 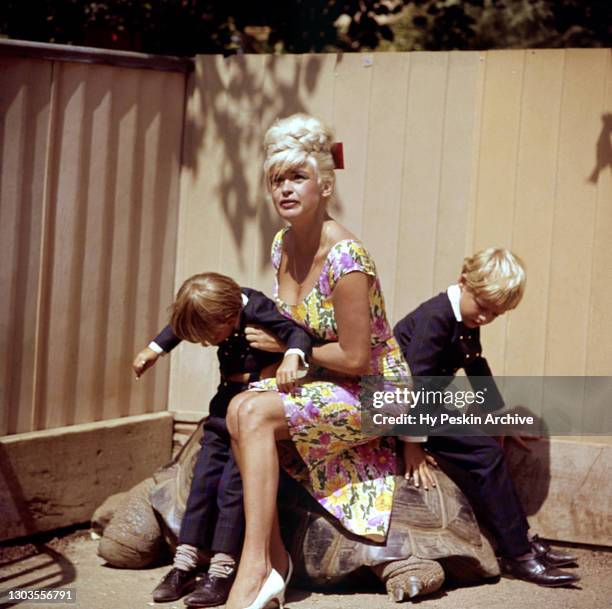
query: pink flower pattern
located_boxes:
[249,227,410,540]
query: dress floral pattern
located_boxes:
[249,227,409,540]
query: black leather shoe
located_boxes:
[501,556,580,587]
[152,567,198,602]
[531,535,578,567]
[184,573,235,608]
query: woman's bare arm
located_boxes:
[309,272,372,375]
[245,272,372,375]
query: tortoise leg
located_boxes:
[97,478,164,568]
[373,556,445,602]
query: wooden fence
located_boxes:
[1,46,611,435]
[174,49,612,427]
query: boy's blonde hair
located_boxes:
[263,113,335,191]
[462,248,526,311]
[169,273,242,345]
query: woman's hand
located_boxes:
[245,325,286,353]
[132,347,160,379]
[275,353,301,392]
[402,442,438,490]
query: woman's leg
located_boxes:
[225,391,290,609]
[226,391,251,464]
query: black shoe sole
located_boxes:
[184,598,229,608]
[153,580,197,603]
[501,572,580,587]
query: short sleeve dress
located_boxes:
[249,227,410,540]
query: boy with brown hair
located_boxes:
[134,272,311,606]
[394,248,579,587]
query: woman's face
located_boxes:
[269,163,330,222]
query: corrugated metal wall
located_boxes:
[0,55,185,434]
[173,49,612,420]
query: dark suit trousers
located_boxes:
[178,384,245,556]
[426,434,531,558]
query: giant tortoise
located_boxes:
[94,421,500,602]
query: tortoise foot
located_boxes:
[375,556,445,602]
[97,478,162,568]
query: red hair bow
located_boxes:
[331,142,344,170]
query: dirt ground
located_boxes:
[1,529,611,609]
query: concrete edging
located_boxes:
[0,412,173,542]
[508,438,612,547]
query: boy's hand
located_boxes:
[133,347,160,379]
[402,442,438,491]
[245,325,286,352]
[276,353,300,392]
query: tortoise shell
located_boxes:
[149,420,499,584]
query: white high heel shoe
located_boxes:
[241,553,293,609]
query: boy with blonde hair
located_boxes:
[134,272,311,606]
[394,248,579,587]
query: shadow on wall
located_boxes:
[0,446,77,606]
[588,113,612,184]
[503,406,551,519]
[182,54,345,275]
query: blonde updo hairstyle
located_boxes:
[461,248,526,311]
[263,113,335,193]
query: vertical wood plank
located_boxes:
[393,52,449,320]
[332,53,374,237]
[256,54,338,291]
[505,50,564,377]
[472,50,525,371]
[434,51,482,293]
[361,53,410,315]
[170,56,231,413]
[586,50,612,376]
[258,53,306,290]
[545,50,607,376]
[217,54,268,288]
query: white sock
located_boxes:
[173,544,202,572]
[208,552,236,578]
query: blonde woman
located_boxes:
[225,114,419,609]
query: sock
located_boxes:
[173,544,203,572]
[208,552,236,578]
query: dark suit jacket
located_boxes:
[154,287,312,380]
[393,291,504,410]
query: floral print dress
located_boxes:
[249,227,410,540]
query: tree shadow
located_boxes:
[0,445,77,607]
[0,544,77,608]
[182,53,345,275]
[588,113,612,184]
